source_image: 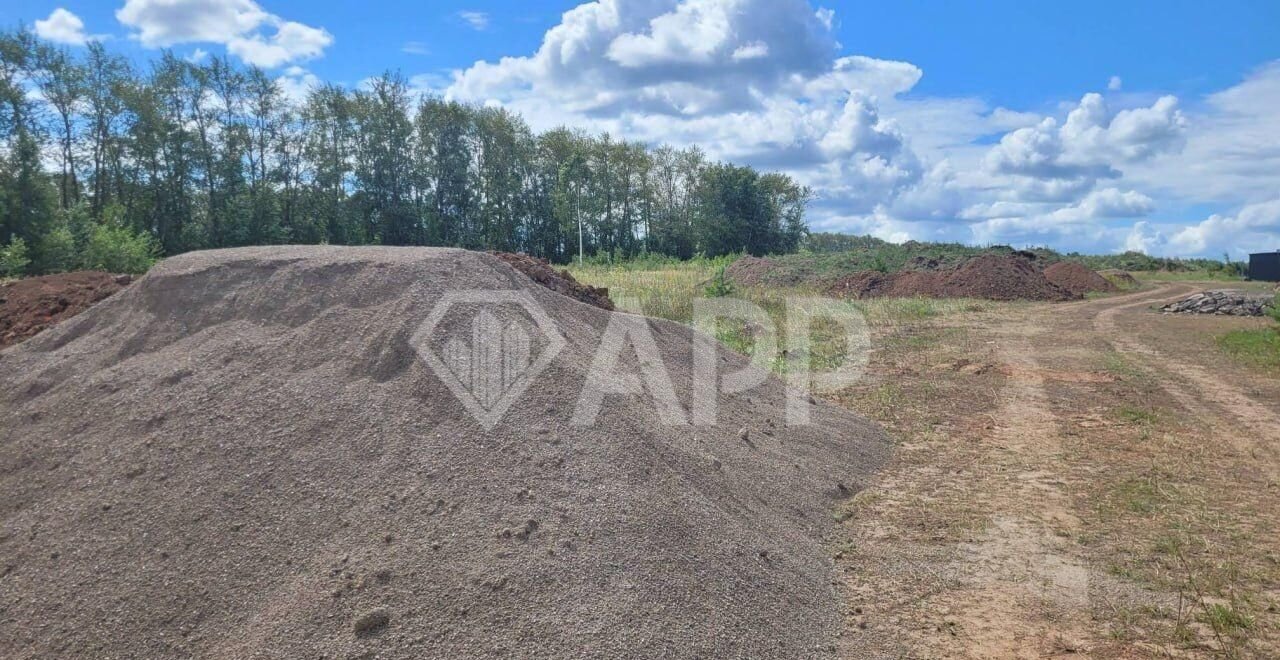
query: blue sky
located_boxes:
[7,0,1280,257]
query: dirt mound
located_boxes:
[942,255,1074,300]
[829,255,1076,301]
[1043,262,1118,296]
[724,255,778,287]
[489,252,613,310]
[828,270,897,298]
[0,271,131,348]
[1098,269,1139,289]
[0,246,888,658]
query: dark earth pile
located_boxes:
[1160,289,1276,316]
[0,271,131,348]
[1043,262,1118,296]
[0,246,887,659]
[489,252,613,311]
[829,254,1077,302]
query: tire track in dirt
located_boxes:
[1093,284,1280,484]
[942,320,1094,658]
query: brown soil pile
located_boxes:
[829,254,1076,301]
[1098,269,1139,289]
[1043,262,1118,296]
[0,246,887,658]
[489,252,613,310]
[0,271,131,348]
[723,255,778,287]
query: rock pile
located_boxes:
[1160,289,1276,316]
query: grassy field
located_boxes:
[1219,327,1280,369]
[1136,269,1254,283]
[568,258,998,374]
[569,258,1280,656]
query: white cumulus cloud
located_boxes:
[35,8,103,46]
[432,0,1277,256]
[116,0,332,68]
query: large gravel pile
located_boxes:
[0,246,888,659]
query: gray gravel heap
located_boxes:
[0,246,888,659]
[1159,289,1276,316]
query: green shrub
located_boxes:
[0,237,31,277]
[704,264,735,297]
[37,226,78,274]
[82,224,159,274]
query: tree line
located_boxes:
[0,27,810,276]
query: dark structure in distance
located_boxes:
[1249,251,1280,282]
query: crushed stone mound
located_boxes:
[1160,289,1275,316]
[0,246,888,659]
[0,271,131,348]
[489,252,614,311]
[1043,262,1118,296]
[829,254,1077,301]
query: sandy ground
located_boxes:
[834,282,1280,658]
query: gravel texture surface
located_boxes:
[0,246,888,659]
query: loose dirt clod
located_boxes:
[354,609,391,637]
[0,271,131,348]
[1043,262,1117,296]
[0,246,887,658]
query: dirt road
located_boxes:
[837,282,1280,658]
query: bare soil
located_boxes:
[725,255,789,287]
[829,254,1077,302]
[1044,261,1118,296]
[0,271,131,348]
[833,282,1280,657]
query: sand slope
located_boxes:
[0,246,887,659]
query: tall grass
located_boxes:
[569,258,994,380]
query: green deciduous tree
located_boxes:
[0,28,812,274]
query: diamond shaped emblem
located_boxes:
[411,290,567,429]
